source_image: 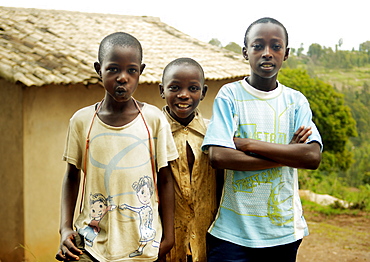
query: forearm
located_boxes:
[209,146,282,171]
[59,164,81,234]
[157,166,175,243]
[236,138,321,169]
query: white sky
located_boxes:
[1,0,368,52]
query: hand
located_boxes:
[55,229,82,261]
[290,126,312,144]
[157,236,174,259]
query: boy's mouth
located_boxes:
[176,103,190,109]
[115,87,126,95]
[260,62,274,69]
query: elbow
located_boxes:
[301,143,322,170]
[209,147,226,169]
[209,154,223,169]
[305,152,322,170]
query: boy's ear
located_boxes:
[284,48,290,61]
[200,85,208,101]
[159,84,165,99]
[140,63,146,75]
[94,62,102,77]
[242,47,249,60]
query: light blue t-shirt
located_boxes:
[202,79,323,248]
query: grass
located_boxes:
[301,198,361,216]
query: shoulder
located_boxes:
[202,118,210,127]
[141,103,169,128]
[69,104,96,124]
[142,103,163,118]
[279,83,309,102]
[220,80,244,93]
[280,83,305,96]
[215,80,245,102]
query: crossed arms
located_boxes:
[209,126,322,171]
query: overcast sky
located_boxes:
[1,0,368,52]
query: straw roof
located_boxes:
[0,6,249,87]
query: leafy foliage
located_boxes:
[278,68,357,171]
[224,42,242,54]
[208,38,222,48]
[337,84,370,187]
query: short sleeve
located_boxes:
[202,85,237,151]
[294,93,323,151]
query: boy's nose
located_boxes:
[117,72,128,83]
[262,47,273,59]
[177,91,189,99]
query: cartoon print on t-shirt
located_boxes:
[119,176,158,258]
[79,193,116,247]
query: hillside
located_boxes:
[312,66,370,91]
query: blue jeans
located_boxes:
[207,234,302,262]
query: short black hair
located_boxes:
[98,32,143,63]
[244,17,289,48]
[162,57,205,83]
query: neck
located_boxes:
[102,95,136,113]
[98,96,140,127]
[166,106,194,127]
[247,74,278,92]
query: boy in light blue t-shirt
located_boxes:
[202,17,323,262]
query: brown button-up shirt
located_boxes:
[162,107,219,262]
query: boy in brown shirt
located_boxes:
[159,58,222,261]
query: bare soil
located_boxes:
[297,210,370,261]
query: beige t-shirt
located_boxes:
[63,102,178,261]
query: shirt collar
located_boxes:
[162,106,207,136]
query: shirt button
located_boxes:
[191,234,196,239]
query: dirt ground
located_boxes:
[297,210,370,261]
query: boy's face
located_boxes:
[94,45,145,103]
[159,64,207,126]
[243,23,289,80]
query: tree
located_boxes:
[307,43,323,62]
[359,40,370,53]
[297,43,304,56]
[224,42,242,54]
[338,38,343,49]
[209,38,222,47]
[278,68,357,171]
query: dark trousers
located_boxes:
[207,234,302,262]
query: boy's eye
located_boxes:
[107,67,118,73]
[189,86,201,92]
[272,44,282,50]
[128,68,138,74]
[252,44,263,50]
[168,85,179,91]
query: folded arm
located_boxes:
[234,138,321,169]
[209,126,321,171]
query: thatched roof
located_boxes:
[0,6,249,87]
